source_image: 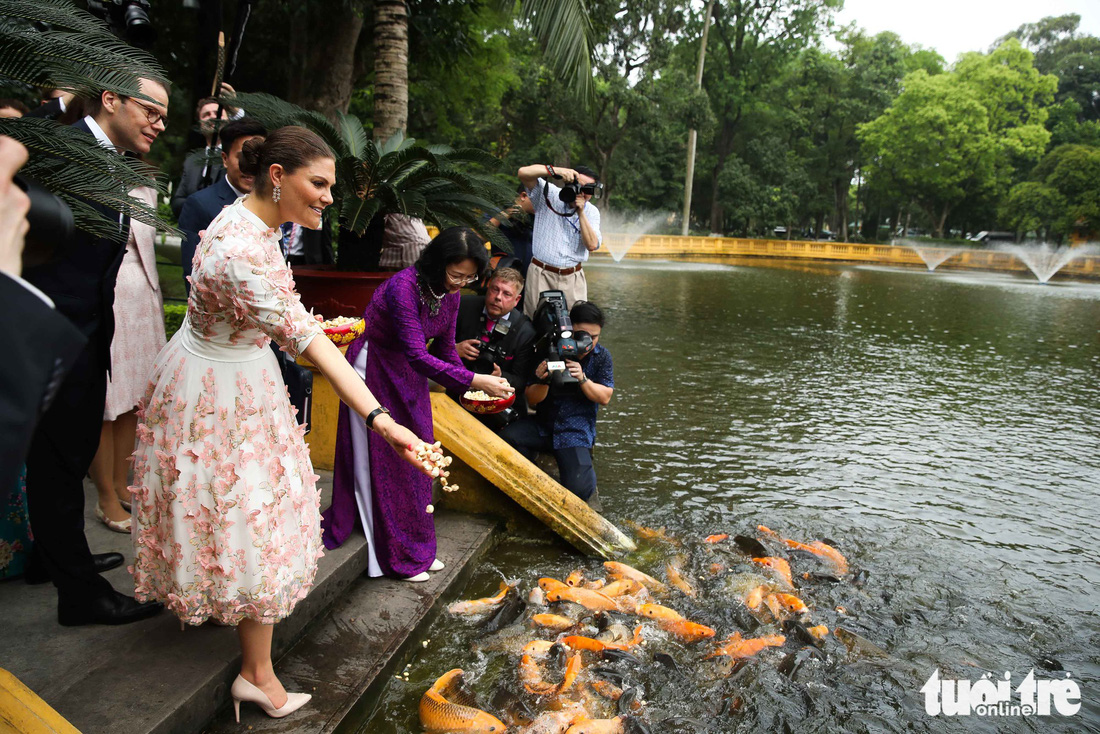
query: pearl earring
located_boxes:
[272,184,281,203]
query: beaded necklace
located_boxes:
[417,272,445,316]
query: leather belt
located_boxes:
[532,257,583,276]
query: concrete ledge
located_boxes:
[0,473,499,734]
[203,511,499,733]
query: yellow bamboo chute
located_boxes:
[430,393,635,559]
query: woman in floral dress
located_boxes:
[130,127,429,721]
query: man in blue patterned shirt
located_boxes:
[500,301,614,507]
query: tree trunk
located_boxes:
[834,178,849,242]
[286,5,364,118]
[373,0,409,141]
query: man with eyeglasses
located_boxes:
[517,162,603,319]
[20,77,170,626]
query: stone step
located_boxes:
[0,473,498,734]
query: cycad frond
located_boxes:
[0,0,165,99]
[0,116,176,242]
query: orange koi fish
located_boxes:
[758,525,848,575]
[705,534,729,543]
[600,578,642,598]
[523,704,586,734]
[769,593,808,616]
[530,613,576,632]
[807,624,829,640]
[707,632,787,660]
[744,585,765,610]
[751,557,794,590]
[448,581,513,615]
[419,669,507,733]
[562,625,643,653]
[657,618,716,644]
[565,717,626,734]
[603,562,667,593]
[545,586,620,612]
[566,570,586,587]
[519,641,583,696]
[635,603,684,622]
[666,556,697,598]
[539,577,570,594]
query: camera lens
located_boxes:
[123,2,156,45]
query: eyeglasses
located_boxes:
[122,96,168,127]
[445,269,479,286]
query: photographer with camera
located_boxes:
[500,299,613,508]
[517,163,603,319]
[452,267,537,430]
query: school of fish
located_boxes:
[417,523,868,733]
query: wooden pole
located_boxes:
[681,0,716,237]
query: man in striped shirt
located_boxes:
[518,163,603,319]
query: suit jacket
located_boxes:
[0,274,87,491]
[171,149,224,218]
[298,224,335,265]
[454,295,537,412]
[22,118,130,372]
[178,174,238,288]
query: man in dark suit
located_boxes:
[0,137,86,493]
[178,117,266,290]
[169,96,227,217]
[21,77,171,626]
[451,266,537,430]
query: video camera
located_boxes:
[533,290,593,387]
[86,0,156,46]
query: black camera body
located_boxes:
[471,318,511,374]
[533,290,594,387]
[557,180,604,205]
[87,0,156,45]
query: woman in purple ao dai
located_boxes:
[322,229,514,581]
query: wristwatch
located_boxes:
[365,406,391,431]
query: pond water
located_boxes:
[359,259,1100,733]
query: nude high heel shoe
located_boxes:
[231,675,311,722]
[95,503,131,533]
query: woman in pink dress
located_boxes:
[90,185,165,533]
[129,127,432,722]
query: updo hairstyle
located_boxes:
[238,125,334,196]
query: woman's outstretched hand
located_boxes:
[374,416,435,477]
[470,373,515,399]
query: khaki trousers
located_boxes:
[523,262,589,319]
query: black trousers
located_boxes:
[499,417,596,501]
[24,336,113,604]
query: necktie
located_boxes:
[280,223,292,259]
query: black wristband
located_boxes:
[365,406,390,431]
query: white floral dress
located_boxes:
[130,198,324,625]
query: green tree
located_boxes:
[999,181,1067,240]
[860,41,1056,238]
[696,0,840,233]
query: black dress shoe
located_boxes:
[25,552,127,585]
[93,552,124,574]
[58,590,164,626]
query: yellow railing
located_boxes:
[594,234,1100,277]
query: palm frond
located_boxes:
[513,0,594,103]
